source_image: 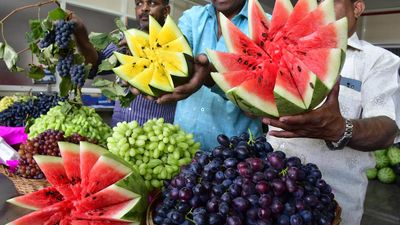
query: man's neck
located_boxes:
[216,1,245,20]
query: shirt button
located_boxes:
[129,108,132,111]
[201,107,205,112]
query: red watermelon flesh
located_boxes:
[6,142,146,225]
[6,186,63,210]
[70,219,137,225]
[208,0,347,116]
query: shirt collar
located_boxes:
[206,0,249,19]
[348,33,363,51]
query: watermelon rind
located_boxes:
[308,77,329,110]
[6,186,63,211]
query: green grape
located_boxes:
[107,118,200,191]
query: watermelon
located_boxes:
[6,142,147,225]
[208,0,348,117]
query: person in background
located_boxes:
[262,0,400,224]
[72,0,176,126]
[157,0,264,151]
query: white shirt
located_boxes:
[267,33,400,225]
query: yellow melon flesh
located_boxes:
[150,65,174,92]
[131,66,155,96]
[162,36,192,56]
[112,58,151,82]
[156,15,183,46]
[157,50,189,75]
[149,16,162,49]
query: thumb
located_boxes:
[326,77,340,103]
[195,54,209,65]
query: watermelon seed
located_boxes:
[260,42,264,47]
[309,82,315,89]
[166,45,170,48]
[59,175,64,179]
[243,49,247,54]
[85,193,90,198]
[144,65,148,69]
[92,196,97,200]
[156,43,161,48]
[88,213,94,216]
[257,52,262,57]
[258,66,262,69]
[99,212,104,216]
[297,66,302,72]
[244,61,249,65]
[237,58,243,63]
[252,66,257,70]
[262,33,267,37]
[141,46,145,50]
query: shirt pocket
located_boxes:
[338,85,363,119]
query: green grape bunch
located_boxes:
[28,102,112,146]
[107,118,201,190]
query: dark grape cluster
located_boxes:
[153,133,337,225]
[56,54,73,78]
[17,130,98,179]
[70,64,85,87]
[0,93,65,127]
[55,20,75,49]
[17,130,65,179]
[39,30,56,48]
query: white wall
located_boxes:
[358,13,400,46]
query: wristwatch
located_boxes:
[325,119,353,150]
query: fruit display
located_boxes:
[208,0,347,117]
[17,129,98,179]
[367,145,400,184]
[107,118,200,190]
[7,142,148,224]
[0,95,32,112]
[153,132,338,225]
[0,93,65,127]
[28,103,112,146]
[113,15,193,97]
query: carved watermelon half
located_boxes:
[208,0,347,117]
[6,142,147,225]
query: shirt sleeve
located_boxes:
[361,50,400,128]
[178,9,194,49]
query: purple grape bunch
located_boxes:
[54,20,75,49]
[39,30,56,48]
[70,64,85,87]
[153,133,337,225]
[56,54,73,78]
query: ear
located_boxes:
[164,5,171,18]
[353,0,365,18]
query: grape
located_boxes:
[55,20,75,49]
[70,64,86,87]
[107,118,200,190]
[0,95,32,112]
[56,54,73,78]
[39,30,55,48]
[28,103,111,146]
[0,93,65,127]
[152,132,338,225]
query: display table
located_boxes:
[0,174,399,224]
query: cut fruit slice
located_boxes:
[130,66,155,96]
[112,57,151,83]
[59,142,80,183]
[280,0,318,35]
[70,220,139,225]
[6,186,63,210]
[248,0,270,45]
[211,70,257,93]
[157,50,190,75]
[34,155,69,186]
[269,0,293,37]
[156,15,184,46]
[162,36,192,56]
[149,64,174,92]
[149,16,162,48]
[207,50,261,73]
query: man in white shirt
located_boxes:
[263,0,400,224]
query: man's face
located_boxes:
[211,0,245,15]
[135,0,169,31]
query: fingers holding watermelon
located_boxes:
[263,80,346,142]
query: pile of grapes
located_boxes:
[107,118,201,190]
[39,20,86,88]
[28,103,111,146]
[17,129,97,179]
[153,133,338,225]
[0,95,32,112]
[0,93,65,127]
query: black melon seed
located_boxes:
[92,196,97,200]
[238,58,243,63]
[144,65,148,69]
[141,46,145,50]
[244,61,249,65]
[257,52,262,57]
[297,66,302,72]
[262,33,267,37]
[243,49,247,54]
[252,66,257,70]
[156,43,161,48]
[310,82,315,89]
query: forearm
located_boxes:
[348,116,399,151]
[74,27,99,67]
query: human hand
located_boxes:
[157,54,212,104]
[262,80,346,142]
[67,11,86,35]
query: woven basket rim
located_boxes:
[0,165,49,195]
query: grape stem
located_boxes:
[0,0,60,45]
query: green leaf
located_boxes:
[41,18,53,32]
[29,42,40,55]
[48,8,67,21]
[29,19,43,40]
[28,64,45,79]
[98,55,118,73]
[24,117,36,133]
[119,92,136,107]
[60,76,72,97]
[101,87,118,99]
[89,32,110,50]
[93,77,114,87]
[113,82,128,96]
[115,18,127,32]
[73,53,86,65]
[61,101,73,114]
[110,33,122,44]
[3,44,19,71]
[0,42,4,59]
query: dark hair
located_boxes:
[162,0,169,5]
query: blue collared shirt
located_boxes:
[175,0,264,151]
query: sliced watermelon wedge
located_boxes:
[34,155,69,186]
[248,0,270,45]
[6,186,63,210]
[269,0,293,37]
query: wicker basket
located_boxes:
[146,193,342,225]
[0,165,50,195]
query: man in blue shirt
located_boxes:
[72,0,176,126]
[158,0,264,151]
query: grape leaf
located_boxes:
[119,92,136,107]
[115,18,127,32]
[29,42,40,55]
[93,77,114,87]
[101,87,118,99]
[0,42,4,59]
[60,76,72,97]
[89,32,110,50]
[48,8,67,21]
[28,19,43,40]
[28,64,45,79]
[3,44,19,71]
[98,55,118,73]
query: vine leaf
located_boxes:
[3,44,20,71]
[60,76,72,97]
[98,55,117,73]
[28,19,43,40]
[93,77,113,87]
[48,7,67,21]
[115,18,127,32]
[28,64,45,79]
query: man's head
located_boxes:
[211,0,246,18]
[135,0,170,31]
[319,0,365,36]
